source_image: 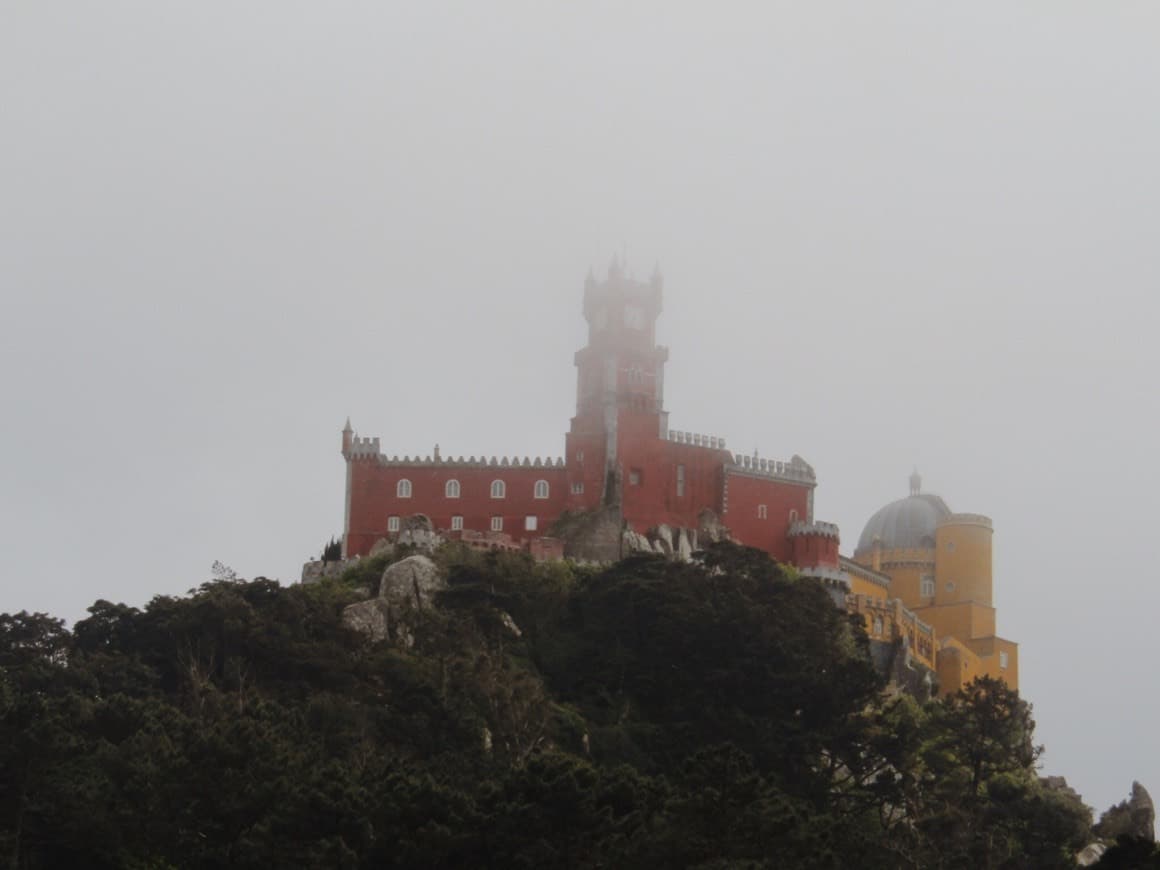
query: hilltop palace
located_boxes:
[336,259,1018,696]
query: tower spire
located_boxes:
[909,468,922,496]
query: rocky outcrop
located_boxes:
[342,555,447,648]
[1096,781,1155,842]
[1076,843,1106,867]
[380,555,445,609]
[300,557,357,584]
[341,598,391,643]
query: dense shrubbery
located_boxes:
[0,543,1105,868]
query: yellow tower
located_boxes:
[852,473,1018,695]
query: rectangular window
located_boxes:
[451,516,463,531]
[525,516,537,531]
[629,469,642,486]
[921,575,935,597]
[999,650,1009,669]
[676,464,685,497]
[490,516,503,532]
[387,516,400,532]
[757,504,768,519]
[570,482,584,495]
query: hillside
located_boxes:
[0,542,1144,868]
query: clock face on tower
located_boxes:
[624,304,645,330]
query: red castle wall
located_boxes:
[345,460,568,557]
[721,472,811,563]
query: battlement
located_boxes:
[583,257,663,316]
[665,429,727,450]
[726,452,816,484]
[938,512,993,530]
[376,454,565,469]
[788,520,840,540]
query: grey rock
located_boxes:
[342,598,391,643]
[380,555,445,609]
[1096,781,1155,842]
[1076,843,1106,867]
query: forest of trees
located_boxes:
[0,542,1149,868]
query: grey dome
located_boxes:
[855,493,952,555]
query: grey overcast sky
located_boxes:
[2,2,1158,812]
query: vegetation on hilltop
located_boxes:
[0,543,1137,868]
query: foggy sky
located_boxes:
[3,3,1159,813]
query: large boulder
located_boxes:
[342,598,391,643]
[380,555,445,610]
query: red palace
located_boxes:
[341,259,841,575]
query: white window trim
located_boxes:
[445,479,460,498]
[490,516,503,532]
[451,515,463,531]
[397,479,412,498]
[757,504,768,519]
[387,516,400,532]
[534,480,549,499]
[525,515,537,531]
[490,480,506,499]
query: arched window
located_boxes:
[873,615,884,636]
[397,479,412,498]
[445,479,461,498]
[757,504,768,519]
[490,480,506,499]
[788,509,799,524]
[534,480,549,499]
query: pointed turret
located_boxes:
[342,417,353,456]
[909,468,922,496]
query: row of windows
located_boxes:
[396,479,551,499]
[388,515,538,533]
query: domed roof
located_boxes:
[855,474,952,555]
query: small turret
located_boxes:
[342,417,353,456]
[909,468,922,496]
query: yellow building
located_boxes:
[851,471,1018,695]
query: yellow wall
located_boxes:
[964,636,1019,689]
[914,601,996,643]
[934,516,993,607]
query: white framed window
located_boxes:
[676,464,685,497]
[570,482,584,495]
[757,504,768,519]
[450,515,463,531]
[387,516,400,532]
[999,650,1009,669]
[490,480,506,499]
[788,509,798,524]
[445,479,461,498]
[534,480,549,499]
[629,469,642,486]
[525,516,537,531]
[490,516,503,532]
[921,575,935,597]
[396,479,412,498]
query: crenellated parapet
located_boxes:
[788,520,840,539]
[937,512,993,529]
[726,452,816,484]
[372,453,566,469]
[665,429,727,450]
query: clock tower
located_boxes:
[566,256,669,507]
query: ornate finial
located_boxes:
[909,468,922,496]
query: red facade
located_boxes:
[342,260,841,570]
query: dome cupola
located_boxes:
[855,472,951,555]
